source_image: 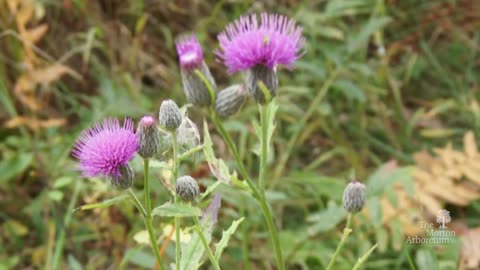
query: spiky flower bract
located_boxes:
[136,115,161,159]
[176,34,217,106]
[176,175,200,202]
[216,13,305,73]
[342,180,366,213]
[159,99,182,131]
[73,118,138,181]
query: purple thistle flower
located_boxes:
[176,34,204,70]
[216,13,305,73]
[73,118,138,179]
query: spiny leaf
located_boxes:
[214,217,245,261]
[180,194,222,270]
[151,202,201,217]
[73,193,129,212]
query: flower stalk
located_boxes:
[193,216,221,270]
[326,214,352,270]
[128,188,166,270]
[171,131,181,270]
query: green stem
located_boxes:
[241,206,251,270]
[272,69,340,184]
[144,159,152,215]
[171,131,181,270]
[326,213,353,270]
[144,219,167,270]
[209,110,285,270]
[351,243,378,270]
[193,216,221,270]
[128,189,166,270]
[51,180,81,270]
[258,104,268,192]
[128,188,147,217]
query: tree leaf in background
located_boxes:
[0,153,33,184]
[366,161,414,196]
[214,217,245,261]
[152,202,201,217]
[367,196,382,228]
[307,201,347,235]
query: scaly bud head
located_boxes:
[245,65,278,104]
[136,115,161,159]
[176,175,200,202]
[159,99,182,131]
[108,164,135,189]
[342,180,366,213]
[215,84,248,117]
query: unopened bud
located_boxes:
[176,175,200,202]
[245,65,278,104]
[159,99,182,131]
[342,180,366,213]
[176,34,217,106]
[136,115,161,159]
[215,84,247,117]
[181,62,217,106]
[108,164,134,189]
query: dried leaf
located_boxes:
[5,116,65,130]
[15,1,34,29]
[459,227,480,270]
[24,24,48,44]
[464,131,478,158]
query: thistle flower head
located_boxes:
[176,34,204,70]
[216,13,305,73]
[73,118,138,179]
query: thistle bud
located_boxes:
[246,65,278,104]
[342,180,366,213]
[136,115,161,159]
[176,175,200,202]
[108,164,134,189]
[176,35,217,106]
[159,99,182,131]
[215,84,247,117]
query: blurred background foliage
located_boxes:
[1,0,480,269]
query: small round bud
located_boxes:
[136,115,161,159]
[245,65,278,104]
[342,180,366,213]
[159,99,182,131]
[176,175,200,202]
[215,84,247,117]
[181,62,217,106]
[108,164,135,189]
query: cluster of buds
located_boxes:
[175,13,305,114]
